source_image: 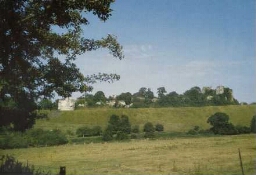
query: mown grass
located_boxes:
[1,134,255,175]
[34,105,256,134]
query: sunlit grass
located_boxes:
[34,105,256,134]
[1,134,255,175]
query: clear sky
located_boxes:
[73,0,255,103]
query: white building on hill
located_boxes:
[58,98,76,111]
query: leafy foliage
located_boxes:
[102,129,113,141]
[155,123,164,132]
[0,107,37,131]
[143,122,155,138]
[76,126,102,137]
[207,112,237,135]
[116,92,132,105]
[103,114,131,141]
[94,91,107,103]
[38,99,56,110]
[143,122,155,133]
[0,129,68,149]
[235,125,251,134]
[0,0,123,131]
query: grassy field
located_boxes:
[35,105,256,134]
[1,134,255,175]
[1,105,256,174]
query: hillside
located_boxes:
[34,105,256,133]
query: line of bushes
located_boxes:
[101,114,165,141]
[187,113,255,135]
[0,129,68,149]
[76,126,102,137]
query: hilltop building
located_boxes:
[58,98,76,111]
[216,86,225,95]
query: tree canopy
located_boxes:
[0,0,124,131]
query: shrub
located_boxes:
[144,131,155,138]
[91,126,102,136]
[207,112,229,128]
[35,129,68,146]
[143,122,155,138]
[217,123,238,135]
[143,122,155,132]
[0,132,28,149]
[155,123,164,132]
[0,129,68,149]
[236,125,251,134]
[131,125,140,133]
[76,126,102,137]
[119,115,131,134]
[116,131,128,140]
[76,126,92,137]
[207,112,237,135]
[108,114,120,134]
[251,115,256,133]
[102,129,113,141]
[103,114,132,141]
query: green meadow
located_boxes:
[35,105,256,134]
[1,134,255,175]
[1,105,256,174]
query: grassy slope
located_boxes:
[35,105,256,133]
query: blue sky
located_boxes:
[73,0,255,103]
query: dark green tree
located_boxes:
[119,115,131,134]
[183,87,204,106]
[144,88,154,104]
[143,122,155,133]
[116,92,132,105]
[38,98,54,110]
[157,87,167,98]
[155,123,164,132]
[143,122,155,138]
[0,0,123,131]
[94,91,106,103]
[138,87,147,97]
[107,114,120,134]
[207,112,237,135]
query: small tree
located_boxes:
[102,129,113,141]
[108,114,120,134]
[103,114,131,141]
[119,115,131,134]
[76,126,92,137]
[143,122,155,132]
[207,112,237,135]
[155,124,164,132]
[251,115,256,133]
[143,122,155,138]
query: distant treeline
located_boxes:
[76,86,240,108]
[38,86,245,109]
